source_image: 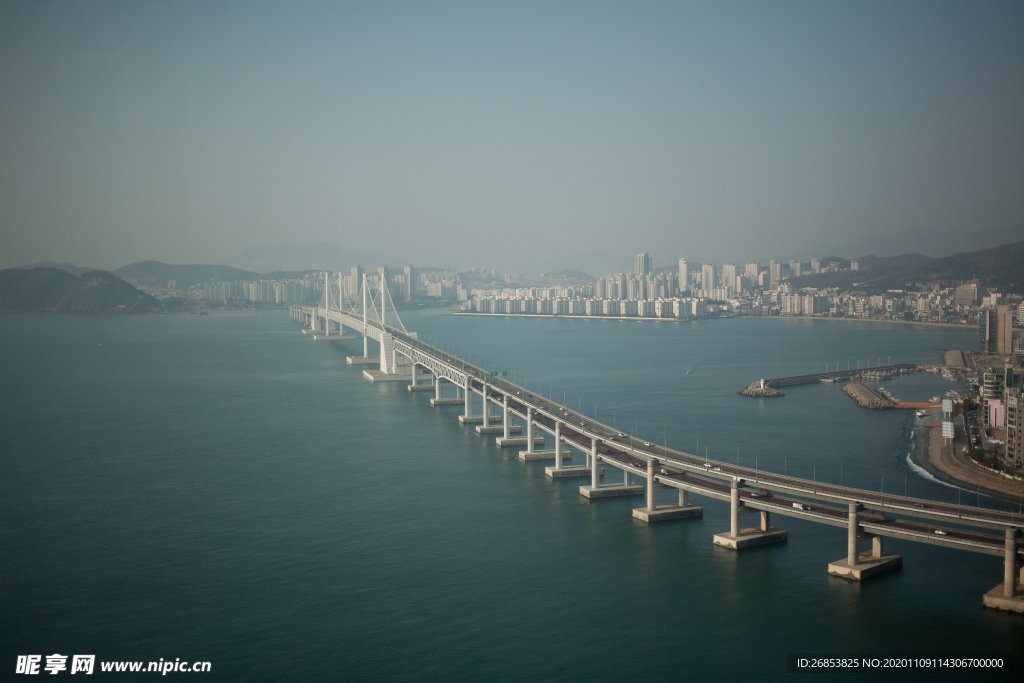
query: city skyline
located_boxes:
[2,1,1023,274]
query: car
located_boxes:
[643,442,651,447]
[618,432,626,437]
[703,462,712,468]
[712,466,722,472]
[748,492,760,498]
[934,529,948,536]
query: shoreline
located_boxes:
[923,421,1024,502]
[449,310,972,329]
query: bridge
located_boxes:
[292,273,1024,614]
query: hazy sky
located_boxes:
[2,1,1022,273]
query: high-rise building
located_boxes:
[701,263,716,291]
[1007,388,1023,467]
[955,282,980,306]
[982,367,1008,427]
[744,262,759,279]
[678,258,689,293]
[349,265,364,299]
[997,304,1014,354]
[980,309,997,353]
[635,252,652,277]
[769,260,781,285]
[721,264,737,294]
[402,264,415,302]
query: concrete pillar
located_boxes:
[590,439,600,488]
[554,421,562,471]
[463,379,471,417]
[410,363,417,385]
[526,408,535,454]
[435,376,442,401]
[730,480,740,537]
[482,384,490,427]
[871,535,884,558]
[760,510,770,532]
[646,460,656,512]
[847,502,859,565]
[502,395,510,439]
[1005,528,1020,598]
[678,489,688,506]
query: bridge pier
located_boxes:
[580,438,640,499]
[476,389,521,435]
[545,421,587,477]
[713,479,787,550]
[429,378,462,406]
[311,318,356,341]
[460,384,486,425]
[983,528,1024,613]
[632,460,703,523]
[407,364,435,391]
[495,396,532,445]
[827,502,902,580]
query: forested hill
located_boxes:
[0,268,162,313]
[789,240,1024,293]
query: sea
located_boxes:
[1,309,1022,681]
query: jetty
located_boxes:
[740,364,917,397]
[843,383,895,409]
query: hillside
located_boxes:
[114,261,262,289]
[790,241,1024,293]
[0,268,162,313]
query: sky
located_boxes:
[1,0,1022,274]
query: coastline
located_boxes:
[448,310,972,329]
[923,421,1024,501]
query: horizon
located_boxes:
[11,235,1024,280]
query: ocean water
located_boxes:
[1,310,1021,681]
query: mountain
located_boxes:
[538,269,596,286]
[114,261,262,289]
[790,241,1024,293]
[0,268,161,313]
[229,243,398,273]
[23,261,100,277]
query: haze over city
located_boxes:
[2,1,1022,273]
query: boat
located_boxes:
[916,410,927,418]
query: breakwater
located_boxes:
[740,363,917,396]
[739,381,781,397]
[843,382,896,409]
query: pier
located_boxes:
[290,273,1024,614]
[741,364,918,397]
